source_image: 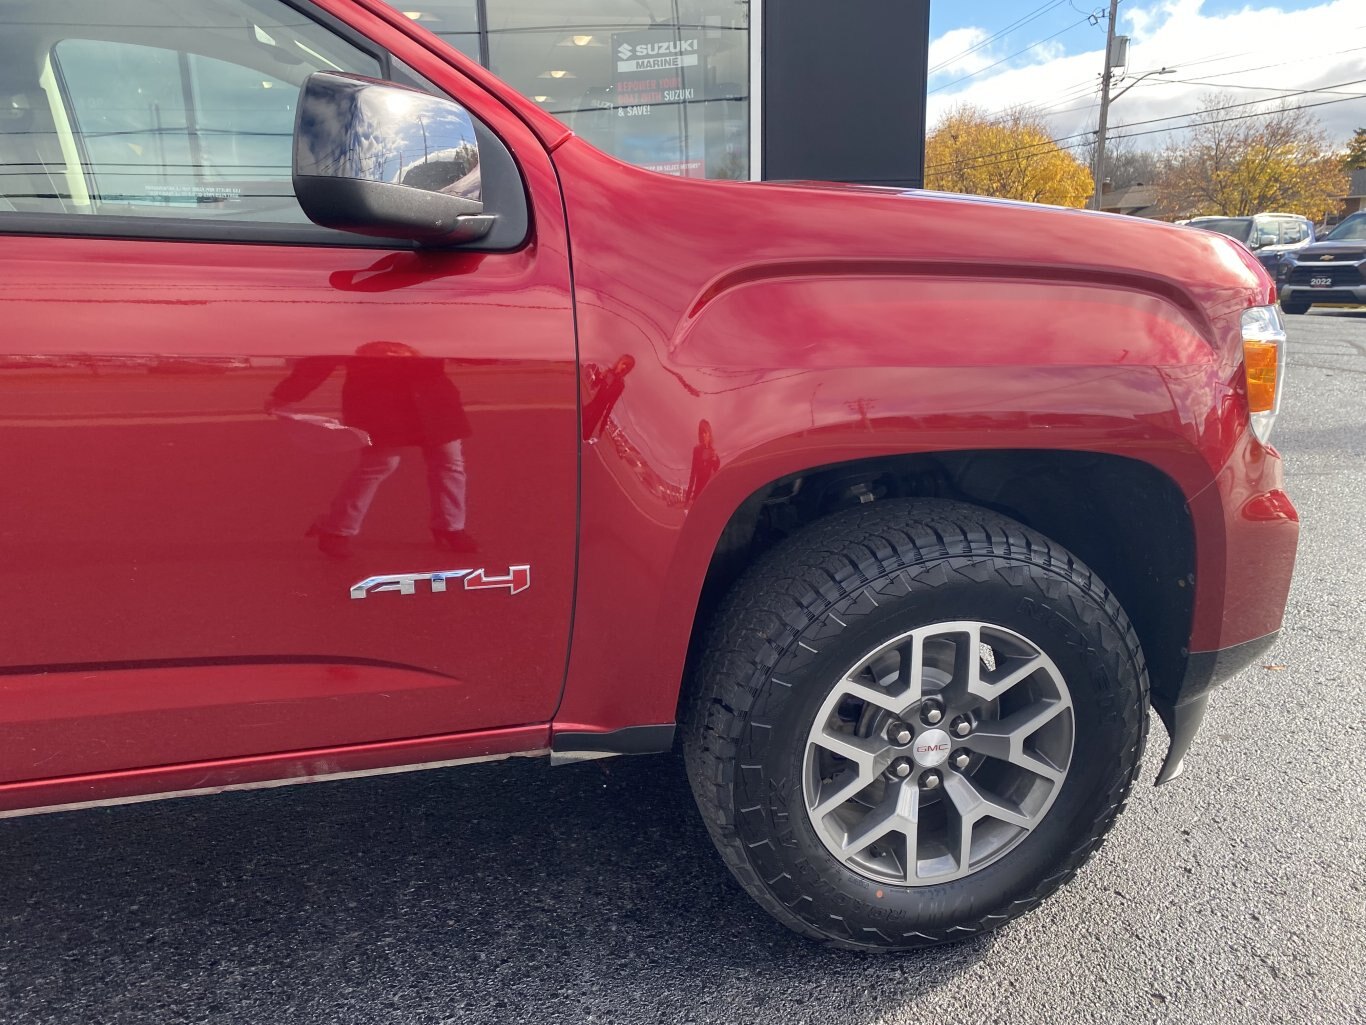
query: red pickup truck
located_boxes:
[0,0,1298,951]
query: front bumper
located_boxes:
[1152,631,1279,784]
[1278,257,1366,305]
[1151,431,1298,785]
[1281,282,1366,305]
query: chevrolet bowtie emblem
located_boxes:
[1320,254,1335,260]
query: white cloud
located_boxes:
[926,0,1366,150]
[927,26,996,78]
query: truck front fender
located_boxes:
[554,266,1245,739]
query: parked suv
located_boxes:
[1276,212,1366,313]
[0,0,1298,951]
[1187,213,1316,276]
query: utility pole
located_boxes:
[1091,0,1121,211]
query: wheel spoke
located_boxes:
[836,679,910,716]
[894,779,922,883]
[955,623,983,694]
[840,805,898,855]
[945,792,974,874]
[963,699,1070,782]
[943,770,1032,829]
[895,634,924,707]
[813,728,884,766]
[835,781,922,879]
[810,771,870,819]
[809,729,888,817]
[968,652,1045,703]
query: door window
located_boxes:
[1277,220,1309,245]
[0,0,381,223]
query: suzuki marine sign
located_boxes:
[615,36,701,74]
[612,29,707,177]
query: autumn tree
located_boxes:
[1155,94,1348,221]
[1081,133,1163,189]
[1343,127,1366,170]
[925,105,1093,207]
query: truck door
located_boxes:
[0,0,577,782]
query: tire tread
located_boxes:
[682,499,1149,951]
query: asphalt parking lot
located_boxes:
[2,311,1365,1025]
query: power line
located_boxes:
[926,74,1366,173]
[1109,76,1366,133]
[930,37,1366,134]
[1154,41,1366,88]
[1164,79,1366,97]
[1034,71,1313,126]
[1111,91,1366,143]
[932,48,1260,133]
[928,0,1070,74]
[925,124,1097,174]
[929,14,1100,94]
[925,92,1366,178]
[1156,32,1366,78]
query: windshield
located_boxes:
[1326,214,1366,241]
[1191,217,1255,243]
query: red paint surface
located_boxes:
[0,28,579,788]
[0,724,548,815]
[551,143,1296,731]
[0,1,1298,814]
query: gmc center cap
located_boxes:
[913,728,952,768]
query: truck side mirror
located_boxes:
[293,72,494,245]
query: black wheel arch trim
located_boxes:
[1151,629,1280,785]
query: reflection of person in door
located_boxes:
[267,341,474,558]
[685,418,720,504]
[581,354,635,440]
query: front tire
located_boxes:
[1280,300,1311,315]
[683,500,1148,950]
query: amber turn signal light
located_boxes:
[1240,306,1286,444]
[1244,339,1279,413]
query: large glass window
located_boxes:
[388,2,483,63]
[387,0,751,180]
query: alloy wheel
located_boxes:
[802,621,1075,886]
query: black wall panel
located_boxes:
[762,0,930,187]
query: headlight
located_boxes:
[1242,305,1286,445]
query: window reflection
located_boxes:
[390,1,482,61]
[381,0,750,180]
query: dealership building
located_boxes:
[394,0,930,187]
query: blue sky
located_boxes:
[923,0,1366,148]
[929,0,1327,40]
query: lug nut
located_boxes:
[889,757,913,779]
[920,770,942,791]
[951,751,971,771]
[952,716,972,738]
[920,700,945,726]
[886,721,913,746]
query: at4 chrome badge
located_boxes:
[350,565,530,599]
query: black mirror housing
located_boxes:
[293,176,496,244]
[293,72,493,245]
